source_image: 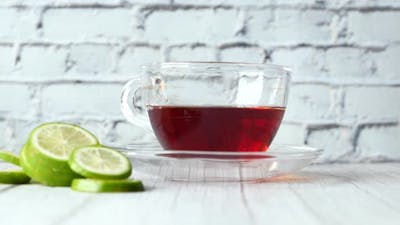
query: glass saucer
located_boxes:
[112,144,322,182]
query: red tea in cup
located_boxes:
[148,105,285,151]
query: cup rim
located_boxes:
[145,61,292,74]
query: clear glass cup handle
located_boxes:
[120,79,154,135]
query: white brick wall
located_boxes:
[348,11,400,44]
[67,44,115,75]
[117,45,161,75]
[285,84,335,120]
[0,45,15,74]
[272,47,325,77]
[168,44,215,62]
[0,0,399,163]
[0,84,36,119]
[19,45,68,76]
[219,45,266,63]
[143,9,238,43]
[325,47,374,78]
[372,46,400,79]
[0,8,37,41]
[307,126,353,162]
[357,125,400,160]
[344,87,400,120]
[41,84,122,118]
[42,9,133,41]
[246,9,333,44]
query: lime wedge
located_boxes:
[0,150,20,166]
[71,179,144,193]
[69,146,132,180]
[0,170,31,184]
[20,123,99,186]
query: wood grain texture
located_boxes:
[0,163,400,225]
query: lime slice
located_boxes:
[30,123,99,160]
[20,123,99,186]
[0,170,31,184]
[0,150,20,166]
[69,146,132,180]
[71,179,144,193]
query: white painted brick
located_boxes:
[358,125,400,158]
[346,0,400,7]
[42,9,133,40]
[143,9,237,43]
[19,45,68,76]
[127,0,169,3]
[0,84,36,119]
[285,84,334,120]
[330,13,347,43]
[173,0,273,5]
[168,46,215,62]
[9,120,37,152]
[41,84,122,118]
[0,8,37,41]
[0,121,13,150]
[372,46,400,79]
[348,12,400,43]
[272,48,325,77]
[307,126,353,161]
[173,0,344,7]
[67,44,115,75]
[247,9,333,44]
[344,87,400,120]
[47,0,121,4]
[0,46,15,74]
[326,47,374,78]
[1,0,121,5]
[109,121,155,145]
[117,46,161,75]
[272,123,305,145]
[274,0,318,4]
[219,46,265,63]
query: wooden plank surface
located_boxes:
[0,163,399,225]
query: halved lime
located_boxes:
[69,146,132,180]
[20,123,99,186]
[71,179,144,193]
[0,170,31,184]
[0,150,20,166]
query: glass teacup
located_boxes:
[121,62,291,152]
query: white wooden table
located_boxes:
[0,163,399,225]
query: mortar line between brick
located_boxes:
[3,3,400,11]
[0,42,393,50]
[1,78,400,87]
